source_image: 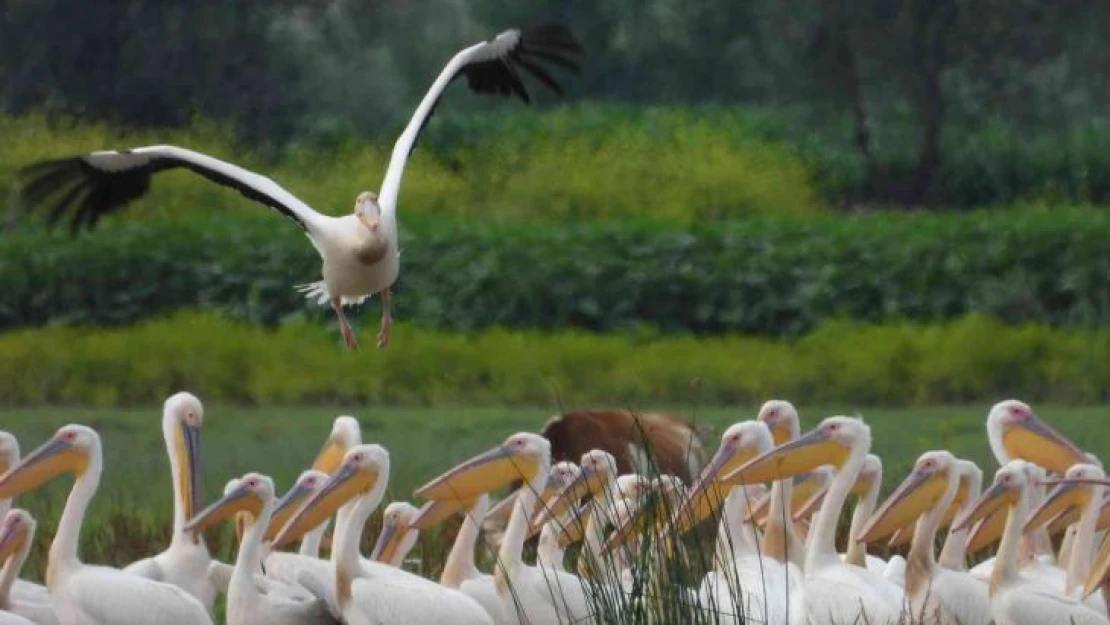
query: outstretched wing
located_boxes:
[11,144,326,234]
[378,23,584,214]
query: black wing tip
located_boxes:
[463,23,584,105]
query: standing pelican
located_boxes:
[727,416,904,624]
[0,510,58,625]
[368,502,420,568]
[12,26,582,350]
[124,392,213,611]
[858,451,990,625]
[275,445,495,625]
[952,460,1107,625]
[0,425,212,625]
[185,474,336,625]
[415,433,594,625]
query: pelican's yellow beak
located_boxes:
[1083,535,1110,597]
[791,486,826,523]
[184,483,263,536]
[555,503,593,549]
[750,471,828,525]
[264,481,318,542]
[370,520,413,564]
[532,468,606,532]
[1098,497,1110,532]
[414,445,539,503]
[670,440,762,535]
[604,502,653,552]
[311,435,348,475]
[409,499,467,531]
[965,506,1007,553]
[724,427,850,486]
[765,420,793,447]
[1025,480,1091,534]
[274,462,378,548]
[175,421,202,542]
[0,518,28,565]
[887,524,913,548]
[484,492,518,526]
[0,436,88,499]
[954,481,1017,534]
[1001,415,1087,475]
[1047,506,1081,536]
[858,467,948,544]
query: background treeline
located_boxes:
[2,0,1109,209]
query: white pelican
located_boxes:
[184,473,336,625]
[986,400,1088,475]
[952,459,1108,625]
[535,462,582,572]
[858,451,991,625]
[13,26,582,350]
[414,432,594,625]
[726,415,905,624]
[0,510,58,625]
[275,444,494,625]
[368,502,420,568]
[123,392,213,611]
[938,459,983,571]
[0,425,212,625]
[0,434,48,607]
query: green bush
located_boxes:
[0,311,1106,407]
[2,208,1109,335]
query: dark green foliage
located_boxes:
[3,208,1110,335]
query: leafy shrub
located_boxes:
[2,208,1109,335]
[1,311,1107,407]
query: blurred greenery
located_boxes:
[3,205,1109,335]
[0,311,1107,407]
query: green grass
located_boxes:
[2,401,1105,582]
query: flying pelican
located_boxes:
[952,459,1108,625]
[0,425,212,625]
[858,451,991,625]
[726,415,905,624]
[368,502,420,568]
[414,432,594,625]
[0,434,48,607]
[275,444,495,625]
[123,392,213,611]
[184,473,336,625]
[0,510,59,625]
[11,26,582,350]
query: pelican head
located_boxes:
[671,420,772,535]
[275,444,389,548]
[0,432,19,476]
[312,416,361,475]
[858,450,957,544]
[758,399,800,446]
[370,501,420,566]
[0,509,34,570]
[164,391,204,529]
[605,476,685,552]
[353,191,388,264]
[414,432,549,503]
[725,416,868,486]
[0,425,98,499]
[987,400,1087,474]
[532,449,618,530]
[264,469,329,542]
[1025,463,1106,534]
[186,473,273,538]
[221,478,248,543]
[953,459,1031,533]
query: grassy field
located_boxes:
[2,401,1105,583]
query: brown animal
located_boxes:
[482,410,712,543]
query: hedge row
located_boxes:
[2,208,1109,335]
[0,312,1107,407]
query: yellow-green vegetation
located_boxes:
[0,311,1107,407]
[0,111,821,224]
[3,401,1103,579]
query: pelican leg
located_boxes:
[377,289,393,349]
[331,297,359,350]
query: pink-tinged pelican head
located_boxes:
[724,416,868,487]
[758,400,800,446]
[1025,463,1106,534]
[352,191,389,263]
[370,501,420,566]
[670,420,772,535]
[274,444,389,548]
[312,416,361,476]
[953,460,1031,533]
[263,469,329,542]
[858,451,957,544]
[0,425,98,499]
[986,400,1087,474]
[0,509,34,572]
[531,449,617,531]
[185,473,272,536]
[164,392,204,532]
[414,433,548,503]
